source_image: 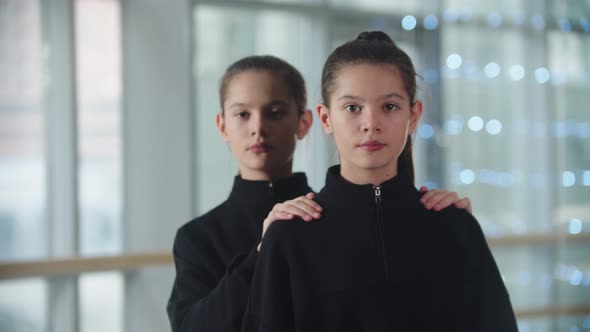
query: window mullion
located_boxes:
[41,0,80,331]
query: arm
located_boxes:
[243,225,294,332]
[167,229,257,332]
[453,210,518,331]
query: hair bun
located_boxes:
[356,31,395,45]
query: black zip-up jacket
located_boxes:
[167,173,312,332]
[243,165,518,332]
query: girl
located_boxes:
[243,33,517,331]
[167,55,471,332]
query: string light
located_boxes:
[485,119,502,135]
[418,123,434,139]
[570,268,583,286]
[423,68,438,84]
[444,117,463,135]
[509,65,525,80]
[511,12,526,26]
[391,12,588,34]
[446,54,462,69]
[534,67,550,84]
[443,8,458,23]
[459,169,475,184]
[562,171,575,187]
[457,8,473,22]
[423,15,438,30]
[559,18,572,32]
[467,116,484,131]
[440,53,585,85]
[568,218,582,235]
[448,167,590,188]
[531,15,545,30]
[487,12,503,28]
[484,62,501,78]
[401,15,417,30]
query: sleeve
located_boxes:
[167,227,258,332]
[451,209,519,332]
[241,224,295,332]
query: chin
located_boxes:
[360,161,397,173]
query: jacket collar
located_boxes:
[319,165,417,207]
[228,172,311,208]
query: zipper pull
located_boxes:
[374,186,382,205]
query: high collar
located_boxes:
[319,165,417,207]
[228,172,311,208]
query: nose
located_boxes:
[361,108,381,133]
[250,113,268,137]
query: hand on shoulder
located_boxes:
[257,192,322,251]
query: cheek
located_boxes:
[226,120,247,137]
[391,114,410,130]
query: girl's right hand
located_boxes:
[257,192,322,251]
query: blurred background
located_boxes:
[0,0,589,331]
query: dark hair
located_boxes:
[219,55,307,115]
[321,31,418,184]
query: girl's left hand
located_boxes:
[419,186,472,214]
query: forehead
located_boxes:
[225,70,292,101]
[331,63,408,100]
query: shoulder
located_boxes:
[173,201,231,250]
[423,205,485,241]
[430,206,497,268]
[260,218,310,251]
[437,206,485,239]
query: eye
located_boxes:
[235,111,249,119]
[268,108,287,120]
[345,104,361,113]
[384,104,398,112]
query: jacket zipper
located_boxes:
[374,186,389,280]
[268,181,276,203]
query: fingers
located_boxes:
[419,185,428,193]
[268,194,323,223]
[274,202,320,222]
[260,194,324,248]
[420,189,459,211]
[454,197,473,214]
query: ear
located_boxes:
[216,112,229,142]
[409,100,423,135]
[296,109,313,139]
[316,103,333,135]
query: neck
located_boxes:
[238,161,294,181]
[339,162,398,186]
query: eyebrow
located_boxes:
[337,93,405,101]
[266,100,290,107]
[228,100,290,109]
[228,102,250,109]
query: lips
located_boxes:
[359,140,386,151]
[249,143,273,153]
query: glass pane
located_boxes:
[79,272,123,332]
[519,315,590,332]
[193,5,322,213]
[74,0,122,255]
[0,279,47,332]
[444,0,529,18]
[440,1,590,326]
[191,1,590,326]
[0,0,47,260]
[328,0,438,15]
